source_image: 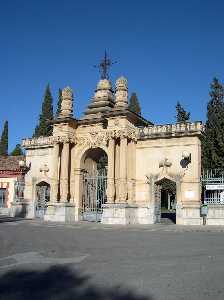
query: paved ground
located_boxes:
[1,217,224,300]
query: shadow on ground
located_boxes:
[0,216,27,223]
[0,265,153,300]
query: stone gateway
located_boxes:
[13,76,204,225]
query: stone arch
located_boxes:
[154,173,182,204]
[35,178,51,186]
[77,144,108,170]
[81,147,108,173]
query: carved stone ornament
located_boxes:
[96,79,112,90]
[76,127,138,148]
[115,76,128,108]
[53,135,76,144]
[22,135,76,149]
[59,86,73,118]
[115,76,128,91]
[40,164,49,176]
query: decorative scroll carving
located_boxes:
[22,127,137,150]
[76,127,138,148]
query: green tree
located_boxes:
[11,144,23,156]
[56,88,62,117]
[33,84,54,137]
[0,121,8,156]
[128,93,141,115]
[175,101,190,122]
[202,77,224,169]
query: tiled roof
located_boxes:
[0,156,25,171]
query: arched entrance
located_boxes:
[81,148,108,222]
[36,181,50,218]
[155,178,176,224]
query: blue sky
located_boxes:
[1,0,224,151]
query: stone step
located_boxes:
[160,217,175,225]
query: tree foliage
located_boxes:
[128,93,141,115]
[56,88,62,117]
[0,121,8,156]
[175,101,190,122]
[33,84,54,137]
[202,78,224,169]
[11,144,23,156]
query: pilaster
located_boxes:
[60,142,70,202]
[50,143,60,202]
[106,138,115,203]
[119,136,128,202]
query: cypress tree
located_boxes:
[11,144,23,156]
[202,78,224,169]
[175,101,190,122]
[0,121,8,156]
[56,88,62,117]
[33,84,54,137]
[128,92,141,115]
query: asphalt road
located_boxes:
[1,218,224,300]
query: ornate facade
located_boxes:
[11,76,207,225]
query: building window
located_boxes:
[0,188,6,208]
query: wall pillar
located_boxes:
[60,142,70,202]
[115,140,120,203]
[50,143,60,202]
[127,140,136,203]
[74,167,83,220]
[70,144,76,203]
[107,138,115,203]
[119,136,128,202]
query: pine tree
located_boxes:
[56,88,62,117]
[0,121,8,156]
[33,84,54,137]
[202,78,224,169]
[11,144,23,156]
[128,93,141,115]
[175,101,190,122]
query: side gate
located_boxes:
[36,183,50,218]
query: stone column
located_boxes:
[119,136,128,202]
[60,142,70,202]
[70,144,76,203]
[115,140,120,203]
[127,140,136,203]
[74,168,83,220]
[50,143,60,202]
[107,138,115,203]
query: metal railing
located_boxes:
[201,169,224,205]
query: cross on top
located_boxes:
[94,51,116,80]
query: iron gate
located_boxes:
[82,169,107,222]
[36,183,50,218]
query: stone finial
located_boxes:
[59,86,73,118]
[97,79,112,91]
[115,76,128,108]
